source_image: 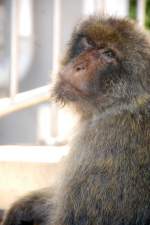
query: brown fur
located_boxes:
[3,16,150,225]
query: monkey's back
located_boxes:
[54,108,150,225]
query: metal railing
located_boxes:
[0,0,146,137]
[0,0,61,138]
[0,85,50,118]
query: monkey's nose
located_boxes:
[75,63,86,71]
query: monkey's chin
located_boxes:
[51,79,89,105]
[51,80,81,105]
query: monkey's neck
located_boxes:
[70,102,149,160]
[92,94,150,122]
[61,103,150,196]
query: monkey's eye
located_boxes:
[72,37,93,57]
[80,37,93,49]
[101,49,117,62]
[102,49,116,58]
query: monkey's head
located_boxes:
[52,16,150,116]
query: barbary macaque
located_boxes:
[3,16,150,225]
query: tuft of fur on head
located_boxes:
[51,16,150,117]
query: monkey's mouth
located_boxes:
[53,77,91,103]
[59,76,91,97]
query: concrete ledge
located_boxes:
[0,145,69,163]
[0,145,68,209]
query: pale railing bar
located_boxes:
[50,0,62,138]
[10,0,19,99]
[0,85,50,118]
[136,0,146,26]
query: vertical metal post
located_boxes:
[104,0,129,17]
[50,0,61,138]
[137,0,146,26]
[82,0,95,16]
[94,0,106,15]
[10,0,19,99]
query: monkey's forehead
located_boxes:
[75,16,137,45]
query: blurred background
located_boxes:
[0,0,149,218]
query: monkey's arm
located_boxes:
[2,188,54,225]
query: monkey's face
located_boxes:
[52,17,150,113]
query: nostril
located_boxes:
[76,64,86,71]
